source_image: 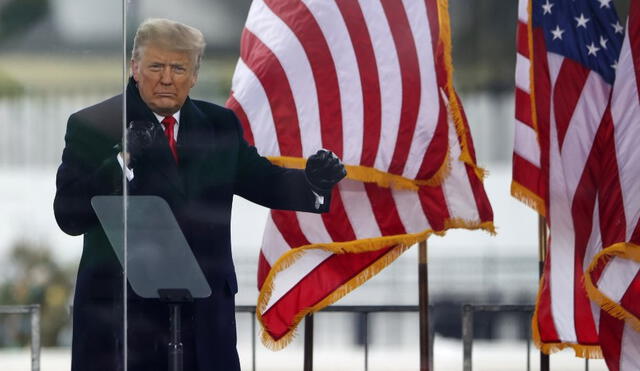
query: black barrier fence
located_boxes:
[236,305,431,371]
[0,305,40,371]
[461,304,593,371]
[0,304,597,371]
[237,304,596,371]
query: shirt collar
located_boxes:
[153,111,181,125]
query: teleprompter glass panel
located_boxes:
[123,3,251,370]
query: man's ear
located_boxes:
[131,59,140,82]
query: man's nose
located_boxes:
[160,67,173,84]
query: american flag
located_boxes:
[228,0,493,348]
[581,0,640,368]
[513,0,638,360]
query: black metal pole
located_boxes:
[252,312,256,371]
[304,314,314,371]
[462,304,473,371]
[169,303,183,371]
[539,216,549,371]
[419,241,430,371]
[364,312,369,371]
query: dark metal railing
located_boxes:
[236,305,431,371]
[0,303,594,370]
[461,304,592,371]
[236,306,258,371]
[462,304,534,371]
[240,303,595,371]
[0,305,41,371]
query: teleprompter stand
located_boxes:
[159,288,193,371]
[91,195,212,371]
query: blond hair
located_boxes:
[132,18,206,73]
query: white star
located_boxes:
[575,14,590,28]
[612,60,618,70]
[599,0,612,8]
[551,25,565,40]
[612,21,624,34]
[542,0,554,15]
[586,42,600,56]
[600,36,609,49]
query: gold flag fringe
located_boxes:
[526,0,540,137]
[510,181,546,216]
[267,152,452,191]
[473,166,488,181]
[444,218,496,235]
[424,149,452,186]
[436,0,488,180]
[257,218,496,350]
[584,242,640,333]
[531,276,603,358]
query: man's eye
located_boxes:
[173,66,186,73]
[149,65,162,71]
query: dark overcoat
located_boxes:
[54,79,329,371]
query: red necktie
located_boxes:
[161,116,179,163]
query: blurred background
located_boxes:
[0,0,631,370]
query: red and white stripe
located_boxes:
[229,0,449,179]
[609,2,640,251]
[586,2,640,367]
[229,0,493,347]
[512,0,546,214]
[541,49,610,346]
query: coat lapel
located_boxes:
[150,128,185,196]
[177,97,215,195]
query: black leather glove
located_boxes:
[125,120,158,168]
[305,149,347,193]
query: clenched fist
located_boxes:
[125,120,158,168]
[304,149,347,192]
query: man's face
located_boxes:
[131,45,198,116]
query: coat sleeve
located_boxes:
[231,112,331,213]
[53,114,123,236]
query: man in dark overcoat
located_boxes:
[54,18,345,371]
